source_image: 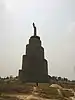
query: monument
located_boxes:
[19,23,49,83]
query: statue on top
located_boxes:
[33,23,36,36]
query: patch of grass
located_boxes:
[61,90,74,98]
[0,82,33,94]
[39,87,61,99]
[59,83,75,89]
[0,95,20,100]
[35,83,61,99]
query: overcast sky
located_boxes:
[0,0,75,80]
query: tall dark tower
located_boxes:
[19,23,49,83]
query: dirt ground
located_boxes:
[0,83,75,100]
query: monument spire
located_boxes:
[19,23,49,83]
[33,22,36,36]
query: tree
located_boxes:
[58,77,62,81]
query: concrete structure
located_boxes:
[19,23,49,83]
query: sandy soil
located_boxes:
[3,85,75,100]
[6,86,58,100]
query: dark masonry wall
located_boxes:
[19,23,49,83]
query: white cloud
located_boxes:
[68,22,75,33]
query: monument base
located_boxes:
[19,70,49,83]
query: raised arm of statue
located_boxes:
[33,23,36,36]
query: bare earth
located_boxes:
[0,84,75,100]
[6,94,58,100]
[5,85,75,100]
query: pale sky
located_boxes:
[0,0,75,80]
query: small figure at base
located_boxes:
[36,82,38,87]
